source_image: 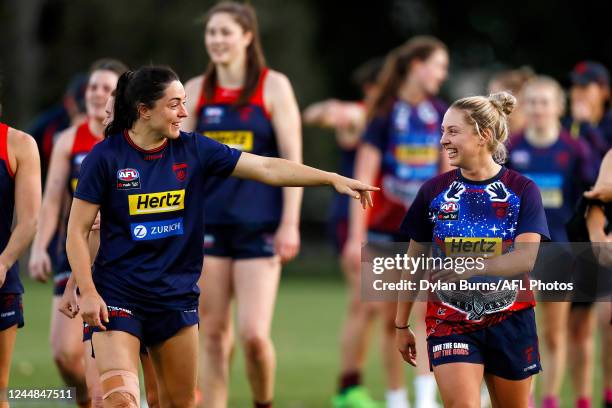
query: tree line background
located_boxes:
[1,0,611,222]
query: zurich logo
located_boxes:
[133,225,147,239]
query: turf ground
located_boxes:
[9,243,604,407]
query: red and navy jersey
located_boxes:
[400,167,549,337]
[195,69,281,224]
[507,131,597,241]
[363,98,447,232]
[74,131,241,312]
[0,124,23,294]
[69,122,101,195]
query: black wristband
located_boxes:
[395,324,410,330]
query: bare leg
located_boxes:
[198,256,233,408]
[234,257,281,404]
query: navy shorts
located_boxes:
[203,223,277,259]
[427,308,541,380]
[83,304,199,349]
[0,294,24,330]
[52,251,71,296]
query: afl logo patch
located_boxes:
[438,201,459,221]
[117,168,141,190]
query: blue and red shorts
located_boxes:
[427,307,541,380]
[83,304,198,349]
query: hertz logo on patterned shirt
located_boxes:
[128,189,185,215]
[444,237,502,258]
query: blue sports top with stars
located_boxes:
[399,166,550,337]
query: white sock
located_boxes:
[386,388,410,408]
[414,374,438,408]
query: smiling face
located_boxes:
[140,80,188,139]
[440,107,485,168]
[86,70,119,121]
[205,12,252,65]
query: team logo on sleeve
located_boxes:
[128,189,185,215]
[117,168,141,190]
[485,182,509,202]
[444,181,466,202]
[172,163,188,182]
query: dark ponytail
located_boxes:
[367,36,447,121]
[105,66,179,137]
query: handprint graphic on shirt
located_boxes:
[486,182,509,202]
[444,181,466,202]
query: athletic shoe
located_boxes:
[332,386,384,408]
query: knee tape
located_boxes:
[100,370,140,407]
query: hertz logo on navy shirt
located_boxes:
[128,190,185,215]
[131,218,184,241]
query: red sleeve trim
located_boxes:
[0,123,14,178]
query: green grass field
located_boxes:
[9,245,604,407]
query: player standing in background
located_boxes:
[564,61,611,158]
[27,73,88,181]
[507,76,597,408]
[338,36,450,408]
[565,61,611,408]
[396,92,549,407]
[67,65,377,408]
[0,113,42,407]
[584,149,612,408]
[182,3,303,407]
[302,57,382,254]
[488,67,535,138]
[28,58,128,407]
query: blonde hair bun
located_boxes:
[488,91,516,116]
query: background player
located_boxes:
[396,91,549,407]
[182,3,302,407]
[339,36,450,408]
[507,76,597,408]
[303,57,383,254]
[28,58,128,407]
[584,149,612,408]
[66,65,377,408]
[0,115,41,407]
[487,67,535,138]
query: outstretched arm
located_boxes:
[231,152,378,209]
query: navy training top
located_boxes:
[74,131,241,312]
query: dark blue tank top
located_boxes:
[0,123,23,294]
[195,69,282,224]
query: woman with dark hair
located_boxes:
[182,2,302,406]
[337,36,449,408]
[0,111,41,405]
[28,58,127,407]
[67,65,377,408]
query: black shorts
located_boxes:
[427,308,541,380]
[203,223,277,259]
[0,294,24,330]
